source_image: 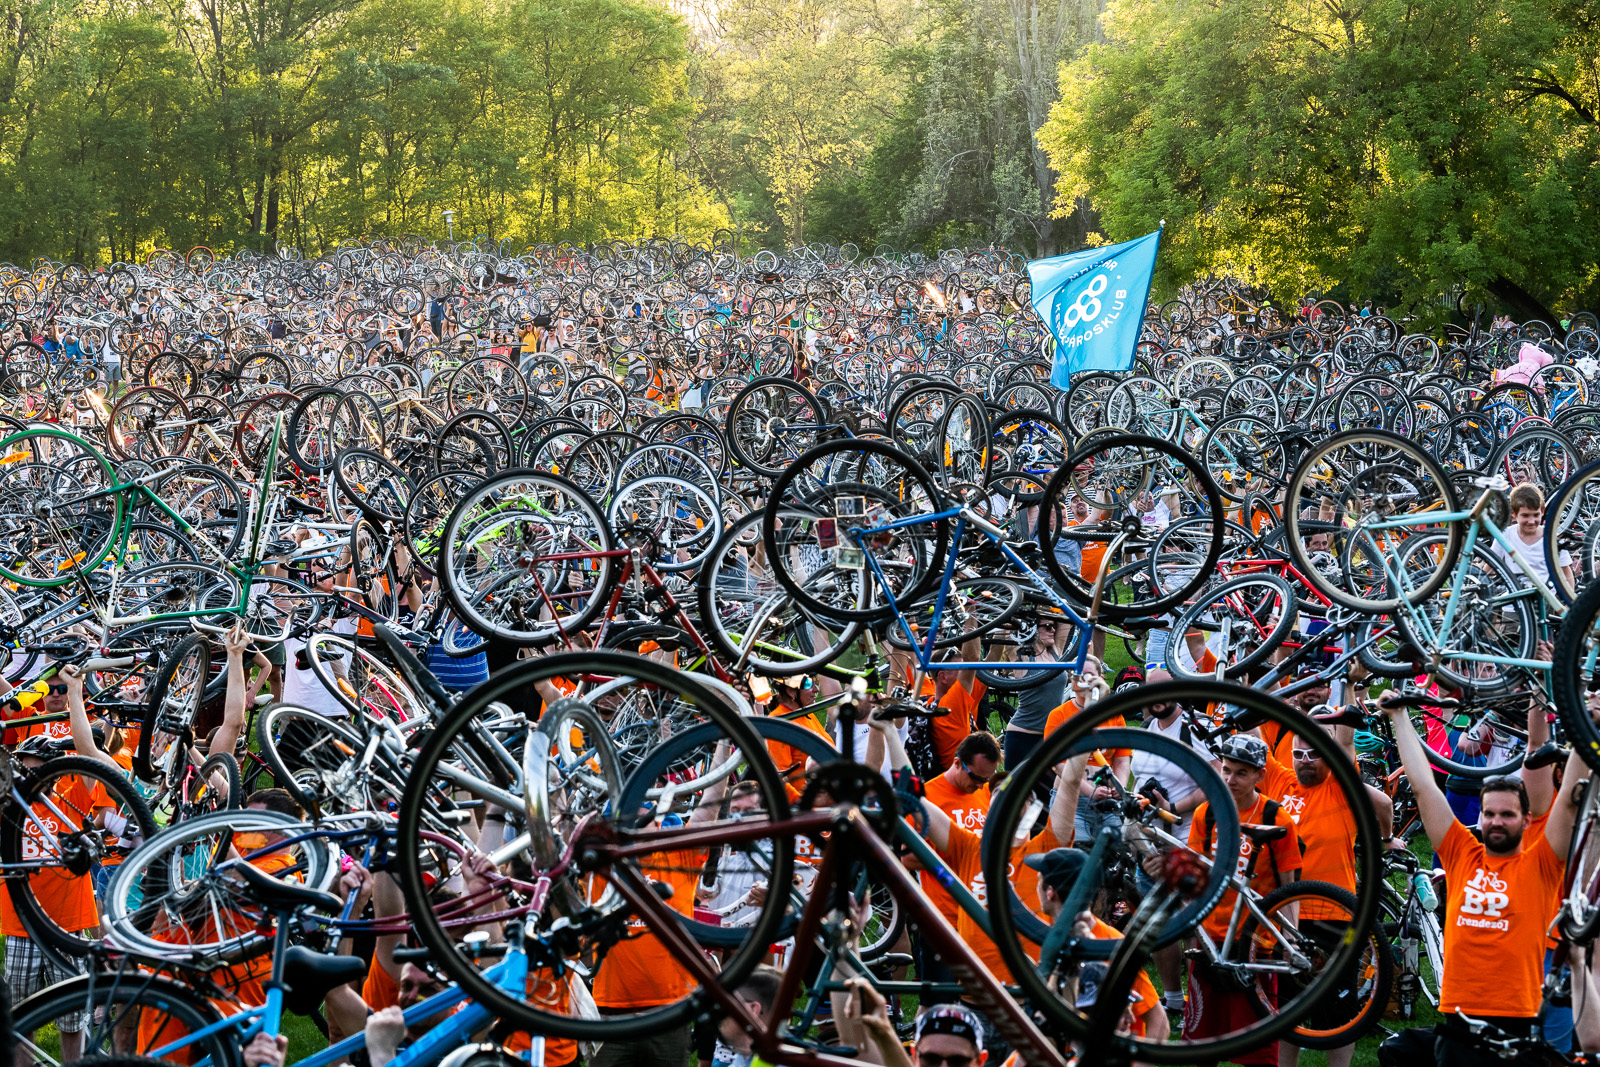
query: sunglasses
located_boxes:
[47,684,68,695]
[961,762,993,784]
[1290,748,1323,761]
[919,1055,975,1067]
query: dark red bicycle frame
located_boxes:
[584,806,1071,1067]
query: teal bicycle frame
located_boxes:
[1356,483,1565,675]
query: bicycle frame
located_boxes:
[594,805,1072,1067]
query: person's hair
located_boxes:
[1509,483,1544,514]
[1480,775,1529,815]
[729,780,762,802]
[247,787,304,818]
[956,732,1001,765]
[735,965,784,1011]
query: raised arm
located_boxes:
[1378,695,1456,851]
[1051,752,1092,847]
[208,625,253,762]
[59,664,119,771]
[1542,748,1594,859]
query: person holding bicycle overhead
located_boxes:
[1379,690,1592,1066]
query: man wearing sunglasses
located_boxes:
[1256,721,1392,1067]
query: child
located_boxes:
[1495,482,1574,593]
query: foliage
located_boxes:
[1041,0,1600,318]
[0,0,727,260]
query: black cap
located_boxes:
[1024,847,1087,895]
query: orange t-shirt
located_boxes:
[592,847,702,1008]
[1261,757,1357,896]
[932,679,987,769]
[766,707,833,799]
[501,972,578,1066]
[919,774,991,923]
[940,822,1053,984]
[1089,917,1160,1036]
[0,775,100,936]
[1436,819,1564,1018]
[364,955,400,1010]
[1188,794,1301,939]
[1043,702,1130,764]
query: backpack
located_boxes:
[1204,798,1291,889]
[905,715,942,780]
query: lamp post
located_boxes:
[443,209,456,242]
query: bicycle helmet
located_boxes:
[11,733,63,760]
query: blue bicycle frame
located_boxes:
[155,946,534,1067]
[849,505,1109,674]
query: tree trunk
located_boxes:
[1485,275,1559,326]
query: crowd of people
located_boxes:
[0,241,1596,1067]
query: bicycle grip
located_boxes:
[84,656,136,671]
[1378,694,1461,710]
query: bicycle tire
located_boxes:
[439,468,616,646]
[2,754,158,963]
[1554,576,1600,772]
[1245,879,1393,1050]
[0,427,122,587]
[984,680,1383,1064]
[761,437,949,623]
[396,652,793,1040]
[1165,573,1298,681]
[195,752,243,811]
[12,973,240,1067]
[1037,432,1225,619]
[1281,429,1461,613]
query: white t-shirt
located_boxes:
[1494,524,1568,589]
[281,619,359,719]
[1127,714,1216,838]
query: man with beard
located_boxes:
[1260,722,1392,1067]
[1382,692,1590,1067]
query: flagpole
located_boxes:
[1127,220,1165,368]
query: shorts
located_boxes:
[1182,960,1276,1066]
[5,933,90,1031]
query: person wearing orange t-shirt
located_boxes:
[1380,692,1589,1067]
[3,733,100,1063]
[867,705,1083,1055]
[912,731,999,1005]
[1184,734,1301,1066]
[1029,847,1168,1040]
[1258,719,1391,1067]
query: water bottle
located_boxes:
[1413,870,1439,911]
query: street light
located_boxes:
[442,209,456,242]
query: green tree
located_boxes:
[1042,0,1600,317]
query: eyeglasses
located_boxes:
[961,762,993,784]
[1290,749,1323,761]
[1036,620,1059,630]
[918,1054,976,1067]
[47,685,68,695]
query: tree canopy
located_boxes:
[1040,0,1600,318]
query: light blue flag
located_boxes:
[1028,227,1163,388]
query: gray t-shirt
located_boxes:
[1010,656,1069,732]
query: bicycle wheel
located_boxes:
[334,448,412,525]
[2,755,158,963]
[254,703,385,816]
[1543,456,1600,603]
[1243,880,1393,1050]
[1554,577,1600,771]
[396,652,794,1040]
[439,468,616,645]
[696,509,864,674]
[725,376,829,477]
[1282,429,1460,613]
[1165,573,1298,680]
[883,577,1025,650]
[0,428,122,587]
[102,808,338,959]
[984,680,1383,1065]
[135,633,217,785]
[13,973,240,1067]
[1038,432,1225,618]
[761,437,948,623]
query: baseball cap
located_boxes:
[1075,961,1142,1009]
[1215,734,1269,769]
[914,1004,985,1051]
[1023,847,1087,895]
[1112,666,1144,693]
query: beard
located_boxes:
[1483,825,1524,853]
[1294,766,1321,787]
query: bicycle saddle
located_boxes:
[280,945,369,1016]
[1240,823,1289,845]
[234,860,344,916]
[1523,742,1567,770]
